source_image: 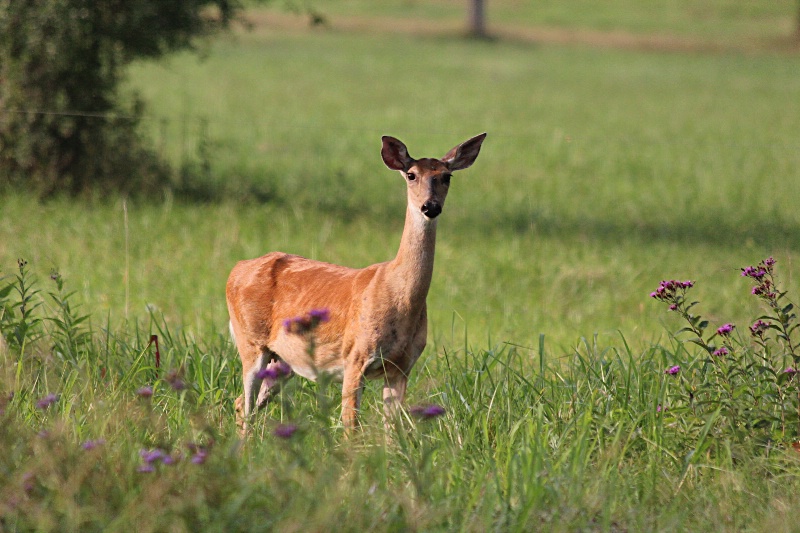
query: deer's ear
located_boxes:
[381,136,414,171]
[442,133,486,171]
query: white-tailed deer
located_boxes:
[227,133,486,432]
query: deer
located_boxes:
[226,133,486,433]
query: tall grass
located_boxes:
[3,268,800,531]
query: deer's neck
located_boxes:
[387,206,438,310]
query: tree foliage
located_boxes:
[0,0,239,198]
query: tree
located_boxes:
[0,0,239,198]
[796,0,800,42]
[468,0,487,38]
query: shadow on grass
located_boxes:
[484,208,800,251]
[167,165,800,252]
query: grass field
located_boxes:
[2,2,800,530]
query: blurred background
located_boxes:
[2,0,799,352]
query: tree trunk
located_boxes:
[468,0,486,38]
[796,0,800,42]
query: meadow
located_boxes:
[2,2,800,530]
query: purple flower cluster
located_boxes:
[716,323,735,336]
[272,423,299,439]
[712,346,729,357]
[81,439,105,451]
[410,404,446,420]
[751,283,777,299]
[136,386,153,398]
[283,308,331,335]
[36,393,58,410]
[187,442,212,464]
[742,258,777,300]
[742,258,776,280]
[138,448,179,472]
[665,365,680,375]
[190,450,209,464]
[741,266,767,280]
[650,280,694,310]
[140,448,168,462]
[165,369,187,391]
[255,360,293,381]
[750,319,770,338]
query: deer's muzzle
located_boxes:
[421,201,442,219]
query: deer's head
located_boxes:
[381,133,486,220]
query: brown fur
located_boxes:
[227,133,486,432]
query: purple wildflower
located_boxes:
[277,360,292,375]
[36,393,58,410]
[140,448,167,464]
[187,441,212,464]
[750,320,770,337]
[743,259,780,302]
[741,266,766,280]
[137,464,155,473]
[165,370,187,391]
[712,346,729,357]
[665,365,680,375]
[283,308,331,334]
[272,423,299,439]
[656,405,668,413]
[410,404,446,420]
[785,367,796,375]
[650,280,694,303]
[716,323,735,336]
[309,308,330,323]
[256,360,293,381]
[256,367,279,381]
[191,450,209,464]
[81,439,105,451]
[136,386,153,398]
[161,454,178,465]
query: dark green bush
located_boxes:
[0,0,239,198]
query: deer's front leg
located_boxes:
[236,348,271,435]
[341,363,365,431]
[383,371,408,423]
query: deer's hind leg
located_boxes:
[342,362,366,432]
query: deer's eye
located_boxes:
[406,172,416,181]
[442,174,451,185]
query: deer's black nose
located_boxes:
[421,201,442,219]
